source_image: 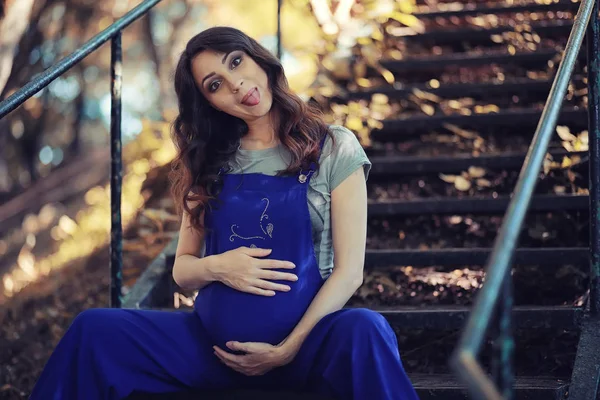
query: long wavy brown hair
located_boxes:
[169,26,332,234]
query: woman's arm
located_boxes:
[279,166,368,358]
[172,206,221,290]
[172,205,299,293]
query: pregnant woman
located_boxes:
[29,27,418,400]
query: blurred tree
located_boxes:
[0,0,111,218]
[1,0,61,200]
[0,0,198,234]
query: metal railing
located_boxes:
[0,0,283,308]
[449,0,600,398]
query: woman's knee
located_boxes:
[70,308,125,335]
[335,308,392,334]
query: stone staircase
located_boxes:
[124,0,595,398]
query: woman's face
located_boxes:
[191,49,273,122]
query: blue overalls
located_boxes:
[29,138,419,400]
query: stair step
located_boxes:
[373,107,587,140]
[123,243,589,309]
[412,374,569,400]
[155,306,582,331]
[127,374,569,400]
[379,49,585,72]
[335,77,555,102]
[368,194,589,215]
[368,150,587,176]
[127,389,333,400]
[401,20,573,44]
[335,76,586,102]
[413,0,579,18]
[365,247,588,267]
[375,305,582,330]
[123,237,179,309]
[154,306,581,331]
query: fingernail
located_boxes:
[285,286,291,291]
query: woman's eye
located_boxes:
[231,56,242,68]
[209,80,221,92]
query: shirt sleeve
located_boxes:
[320,125,372,192]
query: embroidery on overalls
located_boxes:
[229,197,274,242]
[229,224,265,241]
[259,198,274,238]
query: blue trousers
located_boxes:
[29,307,419,400]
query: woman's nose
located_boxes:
[232,79,244,93]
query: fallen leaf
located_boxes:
[561,157,573,168]
[554,185,566,194]
[421,104,435,116]
[371,93,389,105]
[449,216,463,225]
[412,88,442,103]
[439,173,457,183]
[476,178,492,188]
[356,78,372,87]
[543,153,557,174]
[443,123,478,139]
[428,79,440,89]
[468,166,486,178]
[454,176,472,191]
[557,126,576,141]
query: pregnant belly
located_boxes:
[194,281,319,349]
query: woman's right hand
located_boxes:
[212,247,298,296]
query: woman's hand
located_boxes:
[212,247,298,296]
[213,341,295,376]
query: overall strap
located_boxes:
[299,132,329,184]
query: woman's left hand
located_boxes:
[213,341,297,376]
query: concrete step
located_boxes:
[126,374,570,400]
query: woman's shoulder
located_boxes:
[317,124,372,190]
[322,124,367,158]
[326,124,355,143]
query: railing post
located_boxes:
[490,273,514,400]
[499,276,514,399]
[110,31,123,308]
[277,0,282,59]
[588,0,600,316]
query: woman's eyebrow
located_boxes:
[201,52,233,87]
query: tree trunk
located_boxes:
[0,0,37,95]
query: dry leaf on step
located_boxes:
[468,166,486,178]
[556,125,576,141]
[439,173,457,183]
[454,176,472,191]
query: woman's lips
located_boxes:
[241,87,260,106]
